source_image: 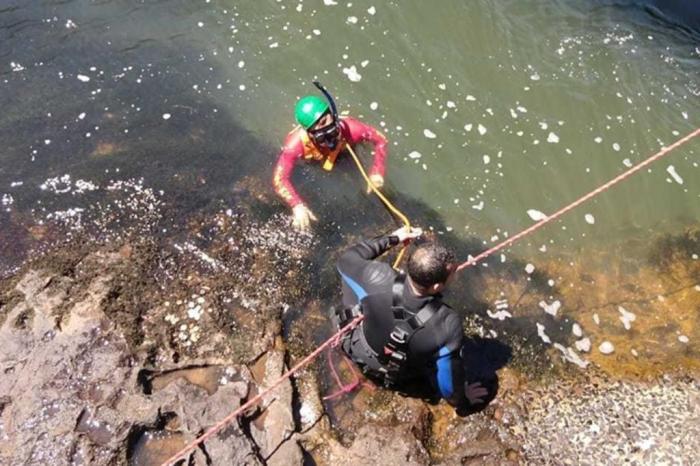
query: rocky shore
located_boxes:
[1,197,699,465]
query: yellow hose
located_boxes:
[346,145,411,269]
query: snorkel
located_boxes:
[312,81,341,150]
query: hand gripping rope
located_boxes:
[161,127,700,465]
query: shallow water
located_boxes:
[1,1,699,381]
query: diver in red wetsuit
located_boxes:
[273,82,388,230]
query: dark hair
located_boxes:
[407,242,456,288]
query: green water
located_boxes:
[1,0,699,374]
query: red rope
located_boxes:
[457,127,700,272]
[160,315,364,466]
[161,126,699,466]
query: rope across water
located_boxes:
[161,127,699,465]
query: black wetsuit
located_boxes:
[336,235,467,407]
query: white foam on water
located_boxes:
[572,323,583,337]
[594,136,602,143]
[482,155,490,164]
[527,209,548,221]
[78,112,86,120]
[487,309,512,320]
[464,124,472,132]
[407,151,421,159]
[536,323,551,344]
[618,306,636,330]
[585,214,595,224]
[598,341,615,354]
[666,165,683,184]
[575,337,591,353]
[623,158,633,167]
[446,101,456,108]
[342,65,362,82]
[612,142,621,151]
[472,201,484,211]
[323,0,337,5]
[554,343,589,368]
[525,263,535,274]
[547,132,559,143]
[466,95,476,101]
[347,16,358,24]
[370,102,378,110]
[423,129,436,139]
[162,113,171,120]
[238,60,245,68]
[367,6,376,15]
[77,74,90,82]
[539,300,561,316]
[477,124,487,135]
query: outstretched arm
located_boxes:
[342,116,388,178]
[272,133,305,209]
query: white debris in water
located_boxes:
[1,194,13,208]
[466,95,476,101]
[77,74,90,82]
[66,19,77,28]
[482,155,490,164]
[423,129,436,139]
[612,143,621,152]
[598,341,615,354]
[10,181,23,187]
[527,209,548,221]
[594,136,602,144]
[369,101,378,110]
[40,175,73,194]
[239,84,246,91]
[472,201,484,211]
[269,42,279,48]
[347,16,358,24]
[342,65,362,82]
[164,314,179,325]
[547,132,559,143]
[530,73,541,81]
[584,214,595,224]
[11,61,25,72]
[539,300,561,316]
[464,124,472,132]
[631,348,639,357]
[237,60,245,68]
[525,263,535,274]
[477,124,487,135]
[78,112,86,120]
[407,151,421,159]
[554,343,589,368]
[162,113,171,120]
[575,337,591,353]
[678,335,689,344]
[446,100,456,108]
[367,6,376,15]
[666,165,683,184]
[593,313,600,325]
[618,306,636,330]
[487,309,512,320]
[623,158,633,167]
[572,323,582,337]
[323,0,337,5]
[536,323,551,344]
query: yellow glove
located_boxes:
[366,173,385,194]
[292,204,317,231]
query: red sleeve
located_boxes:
[272,131,305,209]
[341,117,388,177]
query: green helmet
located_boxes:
[295,95,329,129]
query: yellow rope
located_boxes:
[346,144,411,269]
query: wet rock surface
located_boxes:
[1,201,699,465]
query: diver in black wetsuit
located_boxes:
[333,227,487,411]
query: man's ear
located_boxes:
[430,282,444,294]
